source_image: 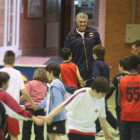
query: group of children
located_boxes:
[0,41,140,140]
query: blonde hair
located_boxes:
[76,12,88,20]
[3,51,15,65]
[33,68,48,83]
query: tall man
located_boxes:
[64,12,101,85]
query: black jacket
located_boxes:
[85,59,110,86]
[64,26,101,72]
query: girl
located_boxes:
[21,68,48,140]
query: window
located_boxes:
[0,0,20,48]
[74,0,95,20]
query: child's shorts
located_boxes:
[47,120,66,134]
[6,117,20,136]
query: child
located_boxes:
[106,57,130,138]
[0,51,35,140]
[38,77,114,140]
[0,72,43,140]
[21,68,48,140]
[85,45,118,136]
[33,63,67,140]
[118,55,140,140]
[60,48,85,88]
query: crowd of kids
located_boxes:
[0,39,140,140]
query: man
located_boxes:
[64,12,101,85]
[131,40,140,56]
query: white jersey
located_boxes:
[0,67,25,103]
[63,88,106,133]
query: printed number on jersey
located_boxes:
[126,87,140,102]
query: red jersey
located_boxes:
[60,62,78,88]
[119,74,140,121]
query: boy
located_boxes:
[33,63,66,140]
[106,57,130,138]
[85,45,118,136]
[60,48,85,88]
[118,55,140,140]
[38,77,114,140]
[0,51,35,140]
[0,71,43,140]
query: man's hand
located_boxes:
[105,133,114,140]
[32,116,44,126]
[38,115,52,124]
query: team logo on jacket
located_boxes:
[95,109,98,113]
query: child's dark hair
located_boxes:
[119,57,129,71]
[132,40,140,48]
[45,63,60,78]
[61,48,72,60]
[128,55,140,70]
[0,72,10,88]
[91,77,110,94]
[33,68,48,83]
[92,45,105,61]
[3,51,15,65]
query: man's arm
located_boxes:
[64,34,70,48]
[99,117,114,140]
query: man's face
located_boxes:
[131,45,140,56]
[76,17,88,32]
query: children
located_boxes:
[0,71,43,140]
[85,45,118,136]
[0,51,35,140]
[60,48,85,88]
[38,77,114,140]
[33,63,67,140]
[118,55,140,140]
[106,57,130,138]
[21,68,48,140]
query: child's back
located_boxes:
[0,67,25,103]
[60,62,77,88]
[61,48,85,88]
[23,80,47,108]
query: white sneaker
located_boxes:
[96,130,104,137]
